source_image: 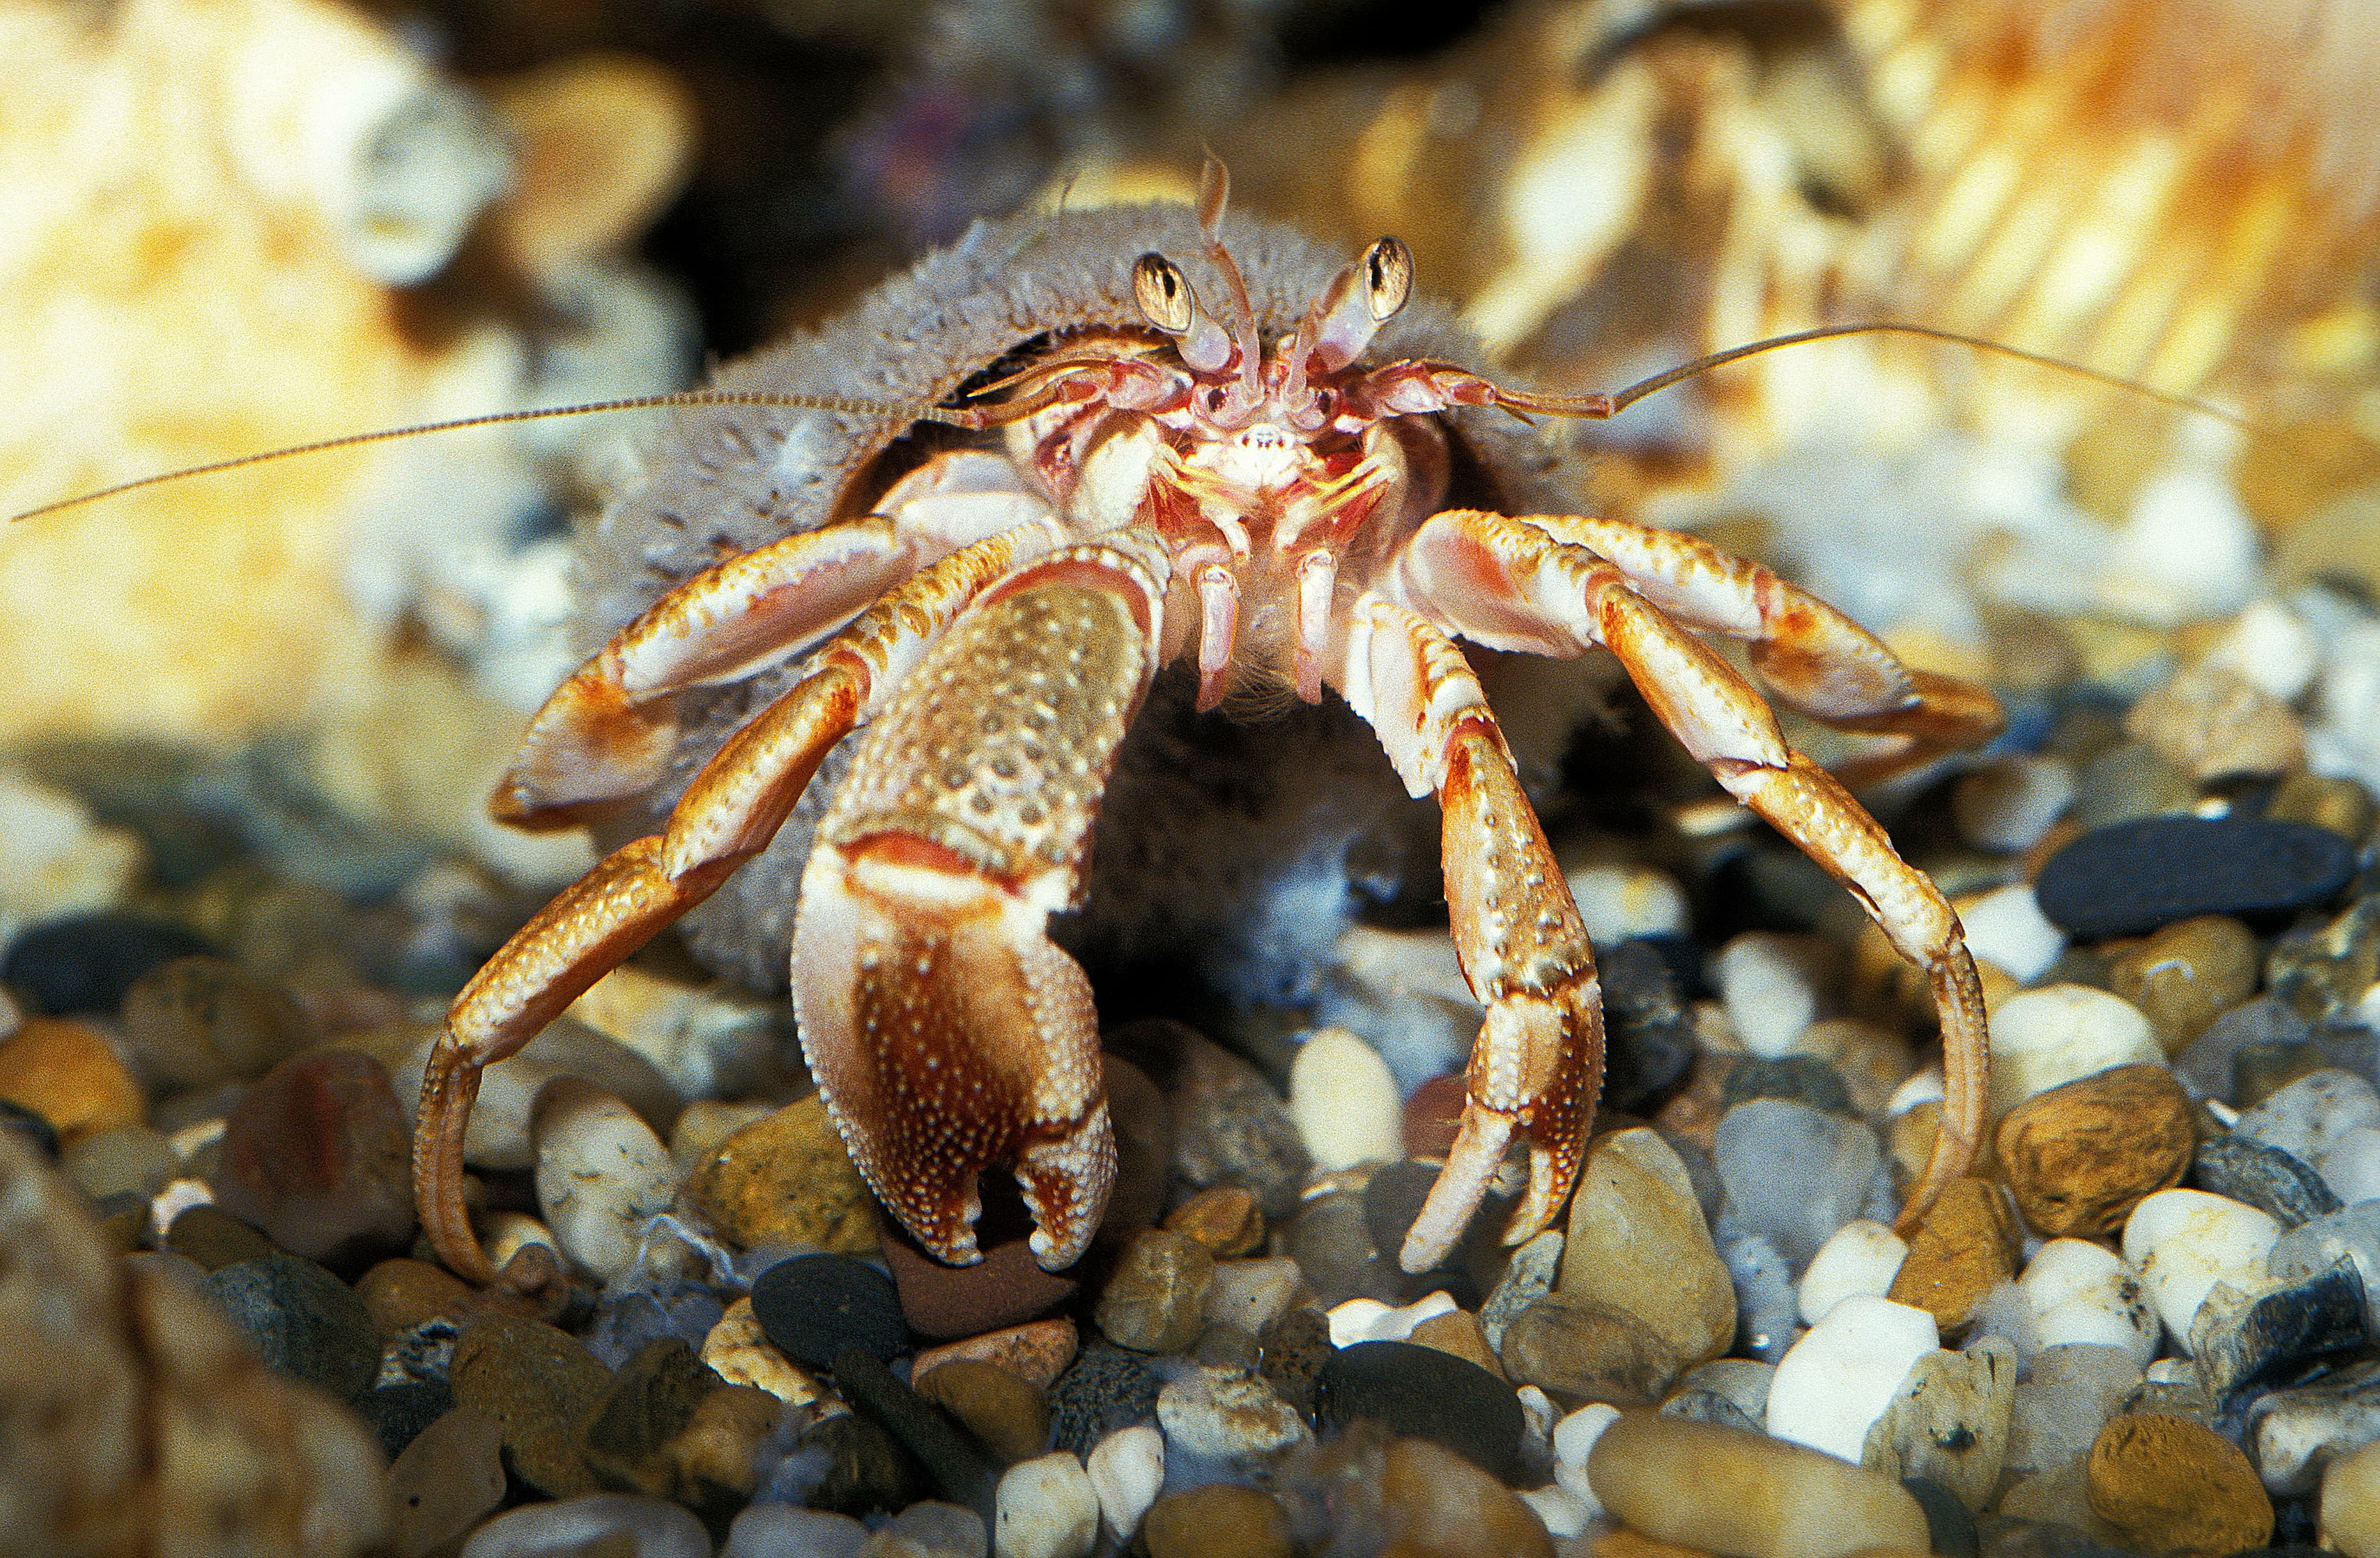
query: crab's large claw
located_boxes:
[791,536,1168,1270]
[793,838,1115,1268]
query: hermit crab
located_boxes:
[407,161,2000,1292]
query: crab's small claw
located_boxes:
[1399,947,1603,1274]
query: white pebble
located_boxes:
[1518,1483,1592,1538]
[1957,883,2068,985]
[1328,1290,1456,1346]
[1287,1027,1404,1172]
[1085,1425,1163,1543]
[1796,1220,1909,1326]
[1565,862,1689,944]
[1202,1256,1305,1336]
[2015,1238,2159,1368]
[464,1495,709,1558]
[1951,755,2076,853]
[2208,597,2322,702]
[2319,1126,2380,1206]
[995,1452,1099,1558]
[1517,1384,1559,1469]
[2322,1436,2380,1557]
[1985,985,2165,1118]
[2236,1069,2380,1171]
[1886,1068,1946,1115]
[1551,1401,1621,1511]
[2122,1188,2282,1353]
[0,771,143,927]
[1766,1294,1940,1464]
[531,1076,679,1283]
[1712,932,1834,1057]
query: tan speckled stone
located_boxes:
[1886,1178,2021,1334]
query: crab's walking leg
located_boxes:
[498,451,1050,826]
[793,534,1171,1272]
[1432,513,2004,787]
[1391,510,1988,1234]
[1340,600,1604,1274]
[419,521,1069,1290]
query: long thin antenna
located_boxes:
[10,389,966,525]
[1490,321,2260,432]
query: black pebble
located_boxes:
[751,1254,908,1370]
[201,1252,380,1402]
[829,1344,994,1522]
[1,911,216,1015]
[1315,1339,1525,1484]
[1721,1055,1856,1117]
[2193,1135,2343,1229]
[1600,939,1699,1112]
[353,1380,454,1459]
[0,1099,59,1161]
[1903,1474,1980,1558]
[2034,816,2356,939]
[1047,1341,1161,1456]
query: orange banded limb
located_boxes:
[495,456,1054,828]
[1388,508,1986,1232]
[1340,600,1603,1273]
[793,535,1170,1271]
[420,524,1066,1290]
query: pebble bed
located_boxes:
[7,567,2380,1558]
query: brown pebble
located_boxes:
[1165,1185,1264,1257]
[1402,1073,1468,1160]
[1379,1435,1555,1558]
[681,1094,879,1257]
[2086,1412,2273,1557]
[356,1258,473,1337]
[2269,771,2376,844]
[1996,1064,2195,1237]
[664,1384,783,1503]
[2105,917,2258,1051]
[881,1228,1078,1341]
[912,1357,1049,1465]
[449,1314,612,1498]
[213,1048,415,1265]
[1587,1410,1931,1558]
[2125,661,2303,782]
[1095,1229,1215,1354]
[1407,1309,1505,1380]
[1885,1178,2021,1335]
[1650,1049,1736,1155]
[0,1016,143,1143]
[386,1404,507,1556]
[1560,1127,1735,1366]
[1143,1482,1295,1558]
[117,955,318,1094]
[164,1203,276,1270]
[1499,1296,1684,1407]
[912,1317,1078,1391]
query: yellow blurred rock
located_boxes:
[682,1094,879,1257]
[2087,1412,2273,1557]
[0,1016,144,1143]
[1886,1179,2021,1335]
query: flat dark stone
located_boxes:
[1048,1342,1162,1456]
[2193,1135,2343,1229]
[1903,1474,1981,1558]
[830,1344,994,1523]
[751,1253,908,1369]
[2,911,216,1015]
[1315,1339,1525,1484]
[2195,1259,2368,1401]
[2034,816,2356,939]
[201,1252,380,1402]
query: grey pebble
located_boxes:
[200,1251,379,1402]
[2193,1134,2342,1228]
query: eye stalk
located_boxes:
[1132,252,1235,374]
[1305,236,1414,376]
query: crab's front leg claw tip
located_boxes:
[1016,1112,1118,1272]
[1397,993,1598,1275]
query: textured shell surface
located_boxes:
[573,199,1613,1034]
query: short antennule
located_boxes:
[1192,153,1262,401]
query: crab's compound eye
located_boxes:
[1132,253,1197,335]
[1362,237,1413,322]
